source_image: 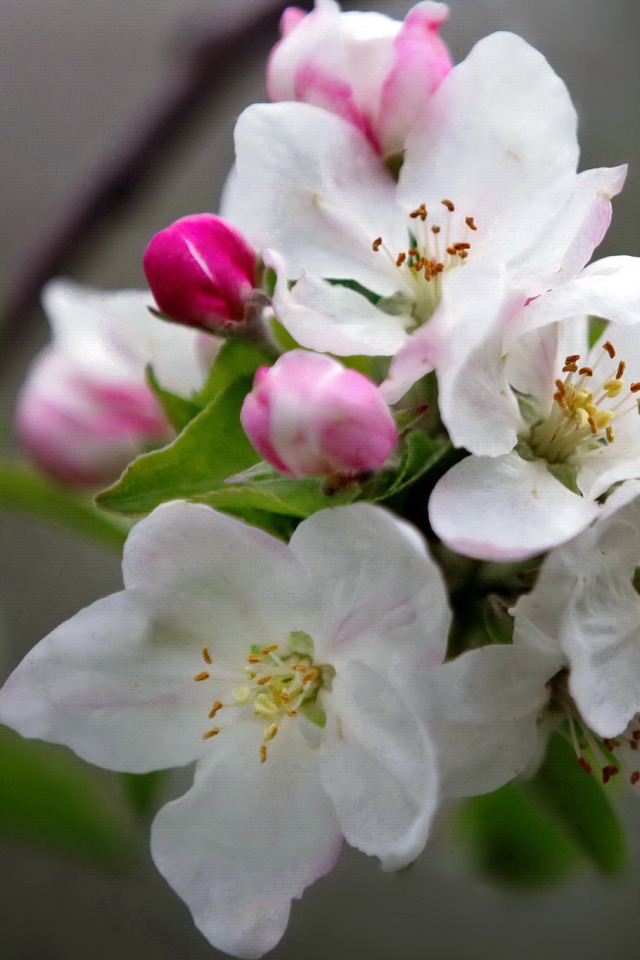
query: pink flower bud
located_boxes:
[16,280,214,485]
[143,214,257,332]
[267,1,452,156]
[241,350,397,478]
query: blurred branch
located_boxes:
[1,0,310,354]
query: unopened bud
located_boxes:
[268,1,452,156]
[143,214,257,332]
[241,350,397,478]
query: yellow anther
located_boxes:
[256,675,273,686]
[254,692,279,717]
[260,745,267,764]
[209,701,223,718]
[194,671,210,682]
[604,379,624,398]
[606,426,616,443]
[247,654,263,664]
[595,410,613,429]
[574,408,589,428]
[262,723,279,743]
[233,686,251,704]
[202,728,220,740]
[202,647,212,664]
[262,644,279,655]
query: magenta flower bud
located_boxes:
[143,214,257,332]
[267,1,453,156]
[241,350,397,478]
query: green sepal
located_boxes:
[588,315,608,349]
[367,430,450,501]
[96,377,260,515]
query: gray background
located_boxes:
[1,1,640,958]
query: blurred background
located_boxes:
[1,1,639,958]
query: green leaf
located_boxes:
[0,728,133,868]
[522,730,628,874]
[119,771,165,820]
[455,730,628,889]
[197,473,358,519]
[146,365,201,433]
[97,378,259,515]
[195,339,271,407]
[0,461,130,551]
[456,779,580,888]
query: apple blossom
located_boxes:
[240,350,397,478]
[223,31,624,407]
[16,280,215,485]
[429,255,640,561]
[0,501,450,958]
[510,480,640,788]
[267,0,452,157]
[143,214,261,334]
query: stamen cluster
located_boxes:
[529,341,640,463]
[194,638,325,762]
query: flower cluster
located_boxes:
[4,3,640,958]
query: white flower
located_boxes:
[417,483,640,799]
[223,32,624,403]
[429,256,640,560]
[0,501,450,958]
[16,280,216,484]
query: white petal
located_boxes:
[418,645,558,797]
[0,589,223,772]
[508,256,640,345]
[398,33,578,263]
[225,102,404,293]
[151,723,342,959]
[320,662,437,870]
[266,250,409,356]
[122,501,310,637]
[429,452,601,561]
[565,568,640,738]
[289,503,450,680]
[507,166,627,291]
[431,262,522,455]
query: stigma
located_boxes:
[527,340,640,464]
[193,633,330,763]
[372,199,477,327]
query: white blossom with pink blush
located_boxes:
[241,350,397,478]
[428,256,640,561]
[224,32,625,405]
[16,280,215,485]
[143,214,260,333]
[267,0,452,157]
[0,501,450,958]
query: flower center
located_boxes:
[193,631,331,763]
[527,340,640,465]
[547,668,640,786]
[372,199,477,328]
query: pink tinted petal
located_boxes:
[378,2,452,154]
[280,6,307,37]
[151,724,342,959]
[241,350,396,478]
[429,451,601,561]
